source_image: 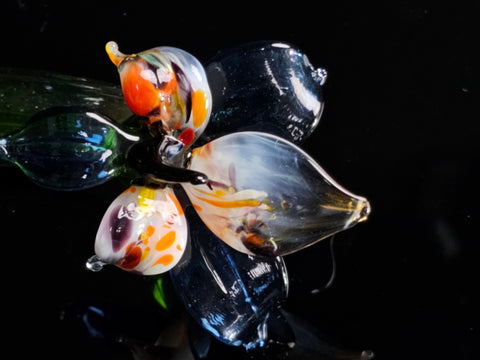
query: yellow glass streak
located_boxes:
[138,187,156,209]
[195,197,262,209]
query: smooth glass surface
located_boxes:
[201,41,327,145]
[183,132,370,256]
[3,3,475,360]
[0,67,132,135]
[106,41,212,147]
[170,205,289,349]
[1,39,369,356]
[91,185,188,275]
[0,106,140,190]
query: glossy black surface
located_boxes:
[0,1,478,359]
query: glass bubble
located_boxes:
[201,41,327,145]
[106,41,212,147]
[170,205,289,349]
[0,106,141,190]
[89,185,188,275]
[182,132,370,256]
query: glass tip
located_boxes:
[86,255,106,272]
[105,41,126,67]
[358,199,371,223]
[316,68,328,86]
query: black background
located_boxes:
[0,1,478,359]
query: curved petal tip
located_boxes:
[105,41,126,67]
[357,198,371,223]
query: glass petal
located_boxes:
[106,41,212,148]
[201,41,327,145]
[0,66,132,135]
[170,205,288,349]
[182,132,370,257]
[0,106,141,190]
[89,185,188,275]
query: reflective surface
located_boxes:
[91,185,188,275]
[0,106,140,190]
[1,2,478,360]
[87,37,360,349]
[0,67,132,134]
[183,132,369,256]
[106,41,212,148]
[170,205,288,349]
[202,41,326,145]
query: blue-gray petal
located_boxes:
[170,205,289,349]
[201,41,327,145]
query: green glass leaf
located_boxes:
[0,67,132,136]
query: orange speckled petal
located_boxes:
[92,185,187,275]
[106,41,211,145]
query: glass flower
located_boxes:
[1,41,371,349]
[85,40,370,273]
[86,41,370,347]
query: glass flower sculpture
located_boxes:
[0,41,370,350]
[87,40,370,272]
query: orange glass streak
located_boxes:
[162,72,178,95]
[122,186,137,194]
[121,62,160,116]
[155,231,176,251]
[192,90,208,128]
[146,225,155,237]
[245,233,265,245]
[194,188,228,198]
[167,192,184,215]
[191,141,213,160]
[153,254,175,266]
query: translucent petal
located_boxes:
[0,106,140,191]
[201,41,327,145]
[106,41,212,148]
[0,66,132,135]
[182,132,370,256]
[91,185,187,275]
[170,206,288,349]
